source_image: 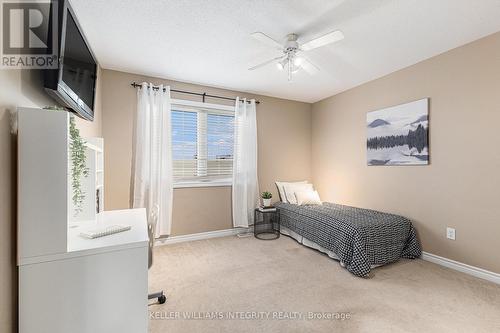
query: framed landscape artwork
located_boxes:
[367,98,429,166]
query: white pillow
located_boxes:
[284,183,314,205]
[275,181,307,203]
[295,190,322,206]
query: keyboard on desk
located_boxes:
[79,225,131,239]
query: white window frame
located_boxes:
[171,99,234,189]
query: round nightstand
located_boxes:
[254,208,280,240]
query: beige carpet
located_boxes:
[148,235,500,333]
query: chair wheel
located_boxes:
[158,295,166,304]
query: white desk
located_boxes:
[19,209,149,333]
[68,209,149,253]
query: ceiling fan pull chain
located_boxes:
[288,58,292,81]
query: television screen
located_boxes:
[61,9,96,113]
[44,0,97,121]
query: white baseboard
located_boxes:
[422,251,500,285]
[155,228,251,246]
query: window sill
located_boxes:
[173,180,232,189]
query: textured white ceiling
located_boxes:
[71,0,500,103]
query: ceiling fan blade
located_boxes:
[300,30,344,51]
[250,32,283,50]
[248,56,284,71]
[300,57,320,75]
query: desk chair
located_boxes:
[148,205,166,304]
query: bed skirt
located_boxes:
[280,226,382,270]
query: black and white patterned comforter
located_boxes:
[275,202,422,277]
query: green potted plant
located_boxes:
[261,191,272,207]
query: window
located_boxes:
[171,100,234,186]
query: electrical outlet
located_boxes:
[446,227,456,240]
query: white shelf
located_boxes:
[84,141,103,153]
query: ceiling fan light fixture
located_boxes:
[249,29,339,78]
[293,57,303,66]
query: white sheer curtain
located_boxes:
[132,82,173,237]
[232,98,259,228]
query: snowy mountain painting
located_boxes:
[367,98,429,166]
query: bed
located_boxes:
[275,202,422,277]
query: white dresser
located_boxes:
[17,108,148,333]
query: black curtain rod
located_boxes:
[130,82,260,104]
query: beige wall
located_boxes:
[101,69,312,235]
[0,68,102,333]
[311,32,500,273]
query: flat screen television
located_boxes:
[44,0,97,121]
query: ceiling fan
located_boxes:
[248,30,344,81]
